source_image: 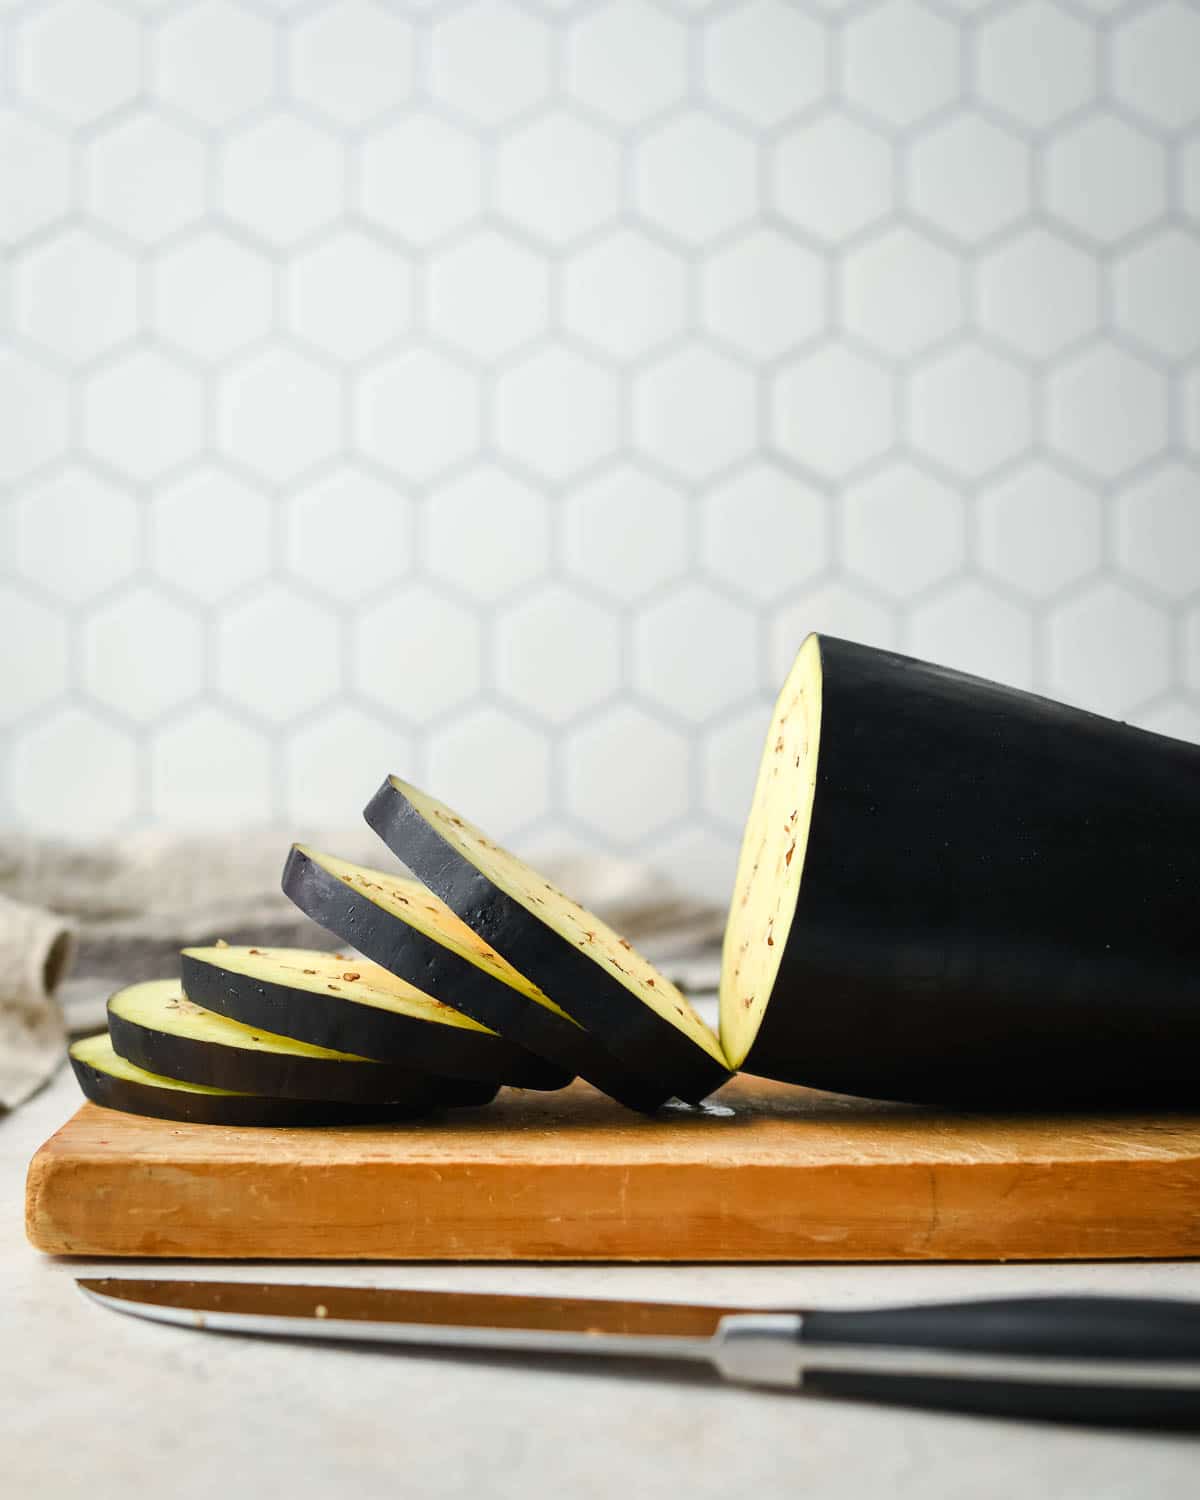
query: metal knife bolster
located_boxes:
[710,1314,1200,1392]
[711,1315,807,1387]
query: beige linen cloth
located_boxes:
[0,831,724,1112]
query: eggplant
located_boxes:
[364,776,732,1105]
[69,1032,441,1127]
[720,633,1200,1108]
[282,844,667,1112]
[180,943,565,1090]
[106,979,497,1108]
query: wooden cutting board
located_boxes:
[25,1076,1200,1261]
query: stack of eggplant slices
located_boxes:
[71,632,1200,1123]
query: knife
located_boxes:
[78,1278,1200,1428]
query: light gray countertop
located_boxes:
[5,1063,1200,1500]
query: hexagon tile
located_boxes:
[1,0,1199,905]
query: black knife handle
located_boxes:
[797,1296,1200,1429]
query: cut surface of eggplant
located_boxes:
[364,776,732,1105]
[68,1033,438,1127]
[180,943,567,1091]
[721,632,821,1070]
[284,844,664,1111]
[720,632,1200,1108]
[106,979,496,1108]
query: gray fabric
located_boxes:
[0,832,723,1112]
[0,891,75,1111]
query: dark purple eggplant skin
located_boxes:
[436,1078,500,1108]
[742,635,1200,1109]
[105,1004,493,1108]
[282,844,665,1112]
[364,779,732,1107]
[180,940,564,1091]
[69,1053,438,1128]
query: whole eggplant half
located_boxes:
[721,633,1200,1109]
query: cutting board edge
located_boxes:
[26,1114,1200,1262]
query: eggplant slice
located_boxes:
[180,944,566,1091]
[720,632,1200,1108]
[107,979,497,1108]
[364,776,732,1105]
[69,1032,440,1127]
[283,844,666,1112]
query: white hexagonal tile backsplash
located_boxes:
[1,0,1198,903]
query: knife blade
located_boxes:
[77,1279,1200,1428]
